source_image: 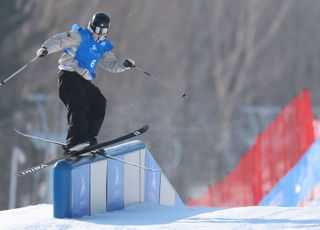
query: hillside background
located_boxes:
[1,0,320,210]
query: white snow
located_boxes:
[0,203,320,229]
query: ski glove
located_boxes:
[36,47,48,58]
[123,58,135,68]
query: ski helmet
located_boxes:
[88,12,110,35]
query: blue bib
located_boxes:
[65,24,113,78]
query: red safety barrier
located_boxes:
[313,119,320,139]
[188,89,315,207]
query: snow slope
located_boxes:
[0,204,320,229]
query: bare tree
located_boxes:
[208,0,293,169]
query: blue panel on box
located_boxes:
[107,157,124,211]
[144,151,161,204]
[71,165,90,217]
[54,160,72,218]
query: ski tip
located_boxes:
[14,129,25,136]
[133,125,149,136]
[141,125,149,132]
[13,129,25,136]
[13,129,20,134]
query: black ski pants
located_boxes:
[58,70,106,148]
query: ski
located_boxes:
[16,125,149,176]
[14,129,66,147]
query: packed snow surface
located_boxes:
[0,203,320,229]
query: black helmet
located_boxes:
[89,12,110,35]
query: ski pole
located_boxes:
[0,56,39,86]
[135,66,188,99]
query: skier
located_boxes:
[36,12,136,153]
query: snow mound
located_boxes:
[0,203,320,229]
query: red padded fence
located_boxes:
[188,89,315,207]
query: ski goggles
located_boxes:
[94,26,108,35]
